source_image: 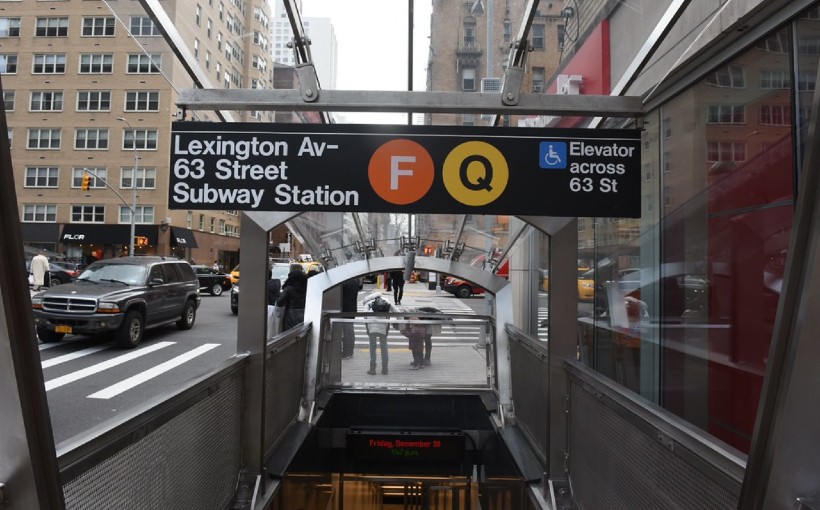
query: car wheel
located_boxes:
[456,285,472,299]
[176,299,196,330]
[210,283,223,296]
[37,327,64,343]
[116,310,144,348]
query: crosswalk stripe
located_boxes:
[87,344,220,399]
[39,342,66,351]
[41,345,109,369]
[44,341,176,392]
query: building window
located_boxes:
[3,90,14,111]
[706,141,746,162]
[797,70,816,91]
[558,24,566,49]
[531,24,545,49]
[121,167,156,189]
[129,16,160,36]
[123,129,158,150]
[25,166,58,187]
[462,67,475,91]
[463,17,476,49]
[187,211,192,228]
[760,69,790,89]
[32,54,66,74]
[219,219,226,234]
[0,54,17,74]
[72,167,106,188]
[75,128,109,150]
[252,54,266,71]
[35,17,68,37]
[706,64,745,88]
[707,104,746,124]
[194,39,199,58]
[205,51,211,70]
[125,91,159,111]
[82,17,115,36]
[79,54,113,74]
[532,66,544,92]
[77,90,111,111]
[209,217,215,233]
[120,205,154,224]
[198,214,204,230]
[196,4,202,26]
[72,205,105,223]
[127,54,161,73]
[503,18,511,44]
[30,91,63,111]
[207,19,212,38]
[217,32,222,51]
[23,204,56,223]
[27,128,60,149]
[760,105,791,126]
[0,18,21,37]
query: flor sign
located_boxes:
[168,122,641,218]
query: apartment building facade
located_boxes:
[1,0,274,268]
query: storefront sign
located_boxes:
[169,122,641,217]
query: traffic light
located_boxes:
[81,173,91,191]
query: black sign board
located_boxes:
[347,430,465,462]
[169,122,641,217]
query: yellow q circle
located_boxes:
[442,141,509,206]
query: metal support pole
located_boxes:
[117,117,138,256]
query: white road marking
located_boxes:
[44,341,176,391]
[39,342,67,351]
[41,345,109,369]
[87,343,220,399]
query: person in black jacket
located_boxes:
[390,270,405,305]
[340,278,359,359]
[276,270,307,330]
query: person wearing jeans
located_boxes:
[363,292,392,375]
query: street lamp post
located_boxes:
[117,117,138,256]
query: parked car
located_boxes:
[442,257,509,298]
[49,261,87,279]
[191,265,233,296]
[31,256,201,348]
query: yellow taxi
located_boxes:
[229,264,240,284]
[577,268,595,301]
[300,261,325,275]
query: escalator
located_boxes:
[266,393,538,510]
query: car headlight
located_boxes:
[31,295,43,309]
[97,301,121,313]
[581,282,594,289]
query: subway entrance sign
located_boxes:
[169,122,641,218]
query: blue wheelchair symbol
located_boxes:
[540,142,567,169]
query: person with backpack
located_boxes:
[362,291,393,375]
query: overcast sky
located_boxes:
[300,0,432,123]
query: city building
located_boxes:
[271,0,337,90]
[2,0,276,268]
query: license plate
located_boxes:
[55,325,72,334]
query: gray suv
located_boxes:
[32,256,201,348]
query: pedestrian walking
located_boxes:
[31,250,49,290]
[340,278,359,359]
[390,270,405,305]
[362,292,393,375]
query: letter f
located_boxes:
[390,156,416,190]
